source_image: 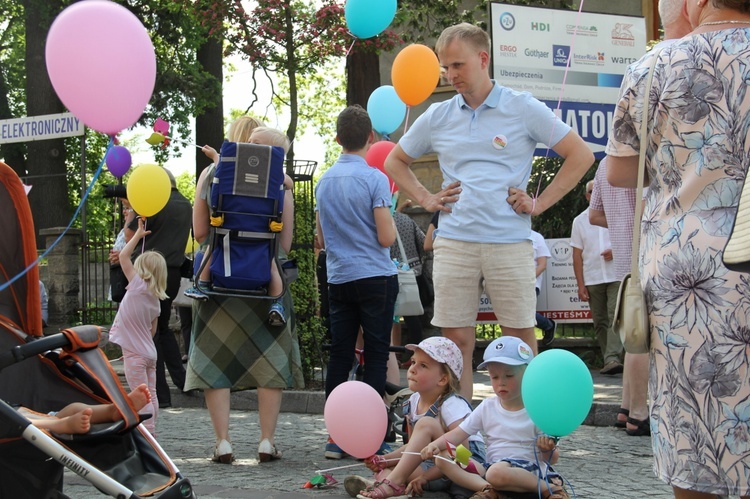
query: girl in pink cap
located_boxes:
[346,336,485,499]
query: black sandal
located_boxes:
[615,408,629,428]
[625,416,650,436]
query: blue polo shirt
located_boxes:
[315,154,397,285]
[399,81,571,244]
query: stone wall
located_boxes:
[39,227,81,328]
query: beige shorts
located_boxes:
[431,237,536,329]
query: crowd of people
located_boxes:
[93,2,750,498]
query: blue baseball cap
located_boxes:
[477,336,534,369]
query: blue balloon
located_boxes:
[521,349,593,437]
[367,86,407,135]
[345,0,397,39]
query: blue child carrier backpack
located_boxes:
[205,141,287,296]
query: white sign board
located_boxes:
[477,238,592,324]
[0,112,84,144]
[488,3,646,157]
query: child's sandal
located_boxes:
[469,485,499,499]
[542,485,570,499]
[356,479,407,499]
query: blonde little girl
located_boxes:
[109,217,168,436]
[345,336,484,499]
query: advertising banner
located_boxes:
[488,3,646,158]
[477,238,592,324]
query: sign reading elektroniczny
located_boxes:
[0,112,84,144]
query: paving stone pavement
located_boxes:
[63,408,672,498]
[62,366,675,498]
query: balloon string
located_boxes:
[0,138,114,294]
[315,458,400,474]
[403,106,411,134]
[531,0,585,204]
[141,219,147,254]
[345,38,357,58]
[402,451,455,464]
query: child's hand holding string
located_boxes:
[532,436,560,466]
[537,435,557,452]
[364,454,386,472]
[420,441,441,461]
[134,217,152,240]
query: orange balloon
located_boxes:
[391,44,441,107]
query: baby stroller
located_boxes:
[195,141,293,298]
[0,161,196,498]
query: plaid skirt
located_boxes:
[184,290,304,391]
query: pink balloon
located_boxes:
[106,145,132,178]
[365,141,398,194]
[324,381,388,459]
[45,1,156,135]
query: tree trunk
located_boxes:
[346,48,380,108]
[284,2,297,176]
[195,36,224,179]
[24,0,68,247]
[0,69,26,174]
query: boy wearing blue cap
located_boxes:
[421,336,568,499]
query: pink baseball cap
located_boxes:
[406,336,463,379]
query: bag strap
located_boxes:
[630,48,663,280]
[395,228,409,266]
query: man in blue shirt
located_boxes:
[316,105,398,458]
[385,23,594,399]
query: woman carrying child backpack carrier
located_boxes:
[184,116,304,464]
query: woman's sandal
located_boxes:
[615,407,629,428]
[625,416,651,436]
[356,479,407,499]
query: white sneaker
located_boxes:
[212,439,233,464]
[258,438,282,462]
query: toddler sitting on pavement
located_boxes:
[345,337,484,499]
[421,337,569,499]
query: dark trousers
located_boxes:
[154,267,186,404]
[178,306,193,357]
[535,288,554,331]
[316,250,331,340]
[325,275,398,398]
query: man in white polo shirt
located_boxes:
[385,23,594,398]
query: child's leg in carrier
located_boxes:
[55,384,152,424]
[185,252,211,300]
[267,261,287,326]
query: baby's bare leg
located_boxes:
[199,253,211,282]
[93,384,152,423]
[34,408,93,434]
[56,385,151,424]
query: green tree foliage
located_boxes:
[0,0,214,240]
[288,179,327,385]
[529,157,598,239]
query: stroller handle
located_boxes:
[0,326,100,372]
